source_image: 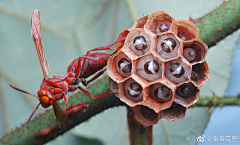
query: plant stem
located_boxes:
[1,76,240,144]
[195,0,240,48]
[0,77,11,133]
[0,76,124,144]
[0,60,11,133]
[194,96,240,107]
[127,107,152,145]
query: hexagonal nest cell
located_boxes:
[128,29,152,56]
[162,102,186,121]
[174,82,200,107]
[132,105,161,126]
[155,32,182,60]
[173,20,199,41]
[107,10,210,125]
[146,11,175,34]
[183,39,208,64]
[149,83,173,103]
[123,78,144,102]
[133,15,149,29]
[164,57,191,84]
[136,54,163,82]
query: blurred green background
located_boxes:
[0,0,239,144]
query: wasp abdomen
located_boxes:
[79,53,109,78]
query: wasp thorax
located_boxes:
[154,86,171,102]
[118,58,132,73]
[161,38,176,53]
[177,85,193,97]
[144,60,159,74]
[128,83,142,98]
[170,63,184,78]
[133,36,147,50]
[183,48,196,62]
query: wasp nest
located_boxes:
[107,11,210,126]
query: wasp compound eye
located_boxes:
[155,21,171,34]
[41,96,50,105]
[150,83,172,103]
[183,48,196,62]
[118,58,132,73]
[170,63,184,78]
[133,36,147,50]
[161,38,176,53]
[137,55,162,81]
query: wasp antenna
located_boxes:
[25,103,41,131]
[9,84,39,99]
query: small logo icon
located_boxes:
[197,135,206,143]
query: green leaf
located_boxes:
[72,106,129,145]
[200,30,240,97]
[55,133,104,145]
[153,108,209,145]
[0,0,237,145]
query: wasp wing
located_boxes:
[53,101,68,122]
[31,9,50,78]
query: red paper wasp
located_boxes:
[9,9,126,130]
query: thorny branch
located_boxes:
[1,75,240,144]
